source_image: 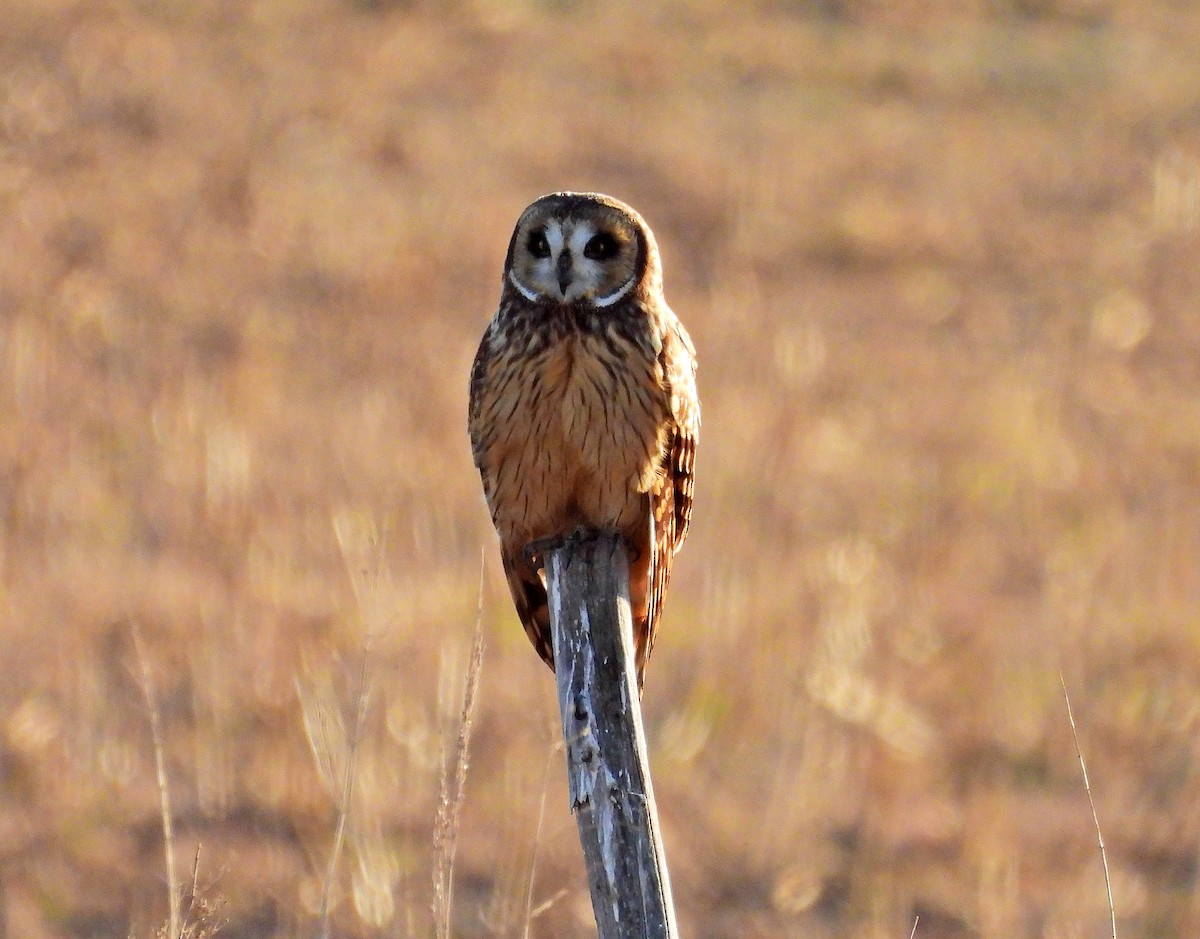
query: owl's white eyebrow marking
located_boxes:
[594,274,636,308]
[568,222,595,256]
[508,270,539,302]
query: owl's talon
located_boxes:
[523,534,565,569]
[524,527,634,567]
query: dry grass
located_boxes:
[1,1,1199,937]
[432,584,484,939]
[1060,672,1117,939]
[131,621,183,938]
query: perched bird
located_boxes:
[468,192,699,689]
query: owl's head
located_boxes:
[503,192,661,307]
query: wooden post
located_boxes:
[546,531,679,939]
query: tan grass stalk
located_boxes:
[177,844,225,938]
[1060,672,1117,939]
[131,623,181,939]
[521,745,556,939]
[319,654,373,939]
[431,561,486,939]
[302,510,389,935]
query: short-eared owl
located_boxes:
[468,192,699,689]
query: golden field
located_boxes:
[1,1,1199,936]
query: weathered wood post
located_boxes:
[545,531,679,939]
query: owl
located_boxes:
[468,192,699,690]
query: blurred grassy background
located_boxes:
[1,0,1199,936]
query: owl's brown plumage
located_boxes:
[468,192,699,689]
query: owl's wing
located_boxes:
[665,319,699,552]
[639,316,699,687]
[469,316,558,674]
[467,321,499,504]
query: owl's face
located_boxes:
[504,193,655,308]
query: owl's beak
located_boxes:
[555,250,573,295]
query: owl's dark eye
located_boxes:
[583,232,619,261]
[527,229,551,259]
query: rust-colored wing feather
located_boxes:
[638,316,699,686]
[468,316,558,670]
[467,327,493,495]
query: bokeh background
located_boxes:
[2,1,1199,936]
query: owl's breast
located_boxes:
[555,329,665,483]
[477,311,670,542]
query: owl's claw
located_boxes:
[523,526,638,569]
[523,533,565,569]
